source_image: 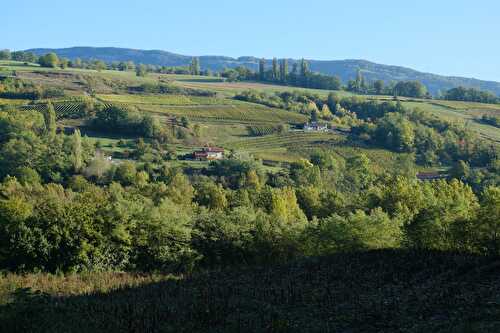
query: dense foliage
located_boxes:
[444,86,499,104]
[0,77,65,100]
[346,70,430,98]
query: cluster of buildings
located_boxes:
[303,122,329,132]
[193,147,225,161]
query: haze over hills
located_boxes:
[26,46,500,96]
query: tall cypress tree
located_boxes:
[300,58,309,77]
[300,59,309,86]
[279,59,288,82]
[72,129,83,172]
[272,58,279,81]
[259,58,266,81]
[195,57,201,75]
[44,102,57,140]
[355,69,365,93]
[190,57,200,75]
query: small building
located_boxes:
[193,147,224,161]
[303,122,328,132]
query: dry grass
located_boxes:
[0,272,173,305]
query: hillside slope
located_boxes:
[26,46,500,95]
[2,250,499,332]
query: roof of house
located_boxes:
[202,147,224,152]
[305,122,327,127]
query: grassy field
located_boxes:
[175,80,354,97]
[97,93,235,106]
[0,98,29,106]
[1,250,499,332]
[402,101,500,142]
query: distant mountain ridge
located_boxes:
[26,47,500,96]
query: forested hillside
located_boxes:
[26,47,500,95]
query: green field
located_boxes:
[97,93,236,106]
[402,101,500,142]
[175,80,355,97]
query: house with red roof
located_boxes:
[193,147,224,161]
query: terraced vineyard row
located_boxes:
[22,98,92,119]
[228,132,344,151]
[247,124,280,136]
[138,104,307,124]
[97,94,240,106]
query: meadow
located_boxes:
[402,101,500,142]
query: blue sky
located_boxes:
[5,0,500,81]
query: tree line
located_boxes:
[3,50,498,103]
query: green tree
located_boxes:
[374,80,384,94]
[475,186,500,254]
[190,57,201,75]
[136,64,147,77]
[166,173,194,206]
[320,104,333,119]
[133,199,199,272]
[43,102,57,140]
[279,58,288,82]
[259,58,265,80]
[327,92,339,111]
[195,181,228,210]
[73,58,82,68]
[94,60,107,71]
[14,167,41,185]
[59,58,69,69]
[0,49,11,60]
[300,58,309,78]
[115,161,137,186]
[308,208,401,255]
[38,53,59,68]
[355,69,365,93]
[404,180,479,251]
[72,129,83,172]
[272,57,279,81]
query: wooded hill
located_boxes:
[26,47,500,96]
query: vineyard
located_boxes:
[2,250,499,332]
[137,104,307,124]
[246,124,282,136]
[22,97,92,120]
[96,94,236,106]
[227,131,409,169]
[228,131,345,151]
